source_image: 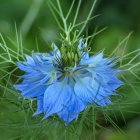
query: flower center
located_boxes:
[60,45,82,68]
[64,71,75,76]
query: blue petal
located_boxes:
[53,44,61,57]
[14,83,47,98]
[78,39,89,59]
[95,96,111,106]
[78,39,84,49]
[82,52,89,60]
[57,94,85,125]
[74,77,98,104]
[33,96,44,116]
[21,72,43,81]
[25,54,35,65]
[108,76,124,87]
[32,53,53,65]
[14,75,49,98]
[43,82,72,118]
[17,62,32,73]
[74,77,113,106]
[80,53,103,65]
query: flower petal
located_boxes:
[80,53,103,65]
[74,77,113,106]
[14,82,47,98]
[78,39,84,49]
[33,96,44,116]
[14,75,49,98]
[74,77,97,104]
[25,54,35,65]
[53,44,61,57]
[58,94,85,125]
[43,82,72,118]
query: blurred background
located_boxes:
[0,0,140,139]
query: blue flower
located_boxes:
[14,40,123,125]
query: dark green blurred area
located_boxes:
[0,0,140,140]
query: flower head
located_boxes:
[14,39,123,125]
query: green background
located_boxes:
[0,0,140,139]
